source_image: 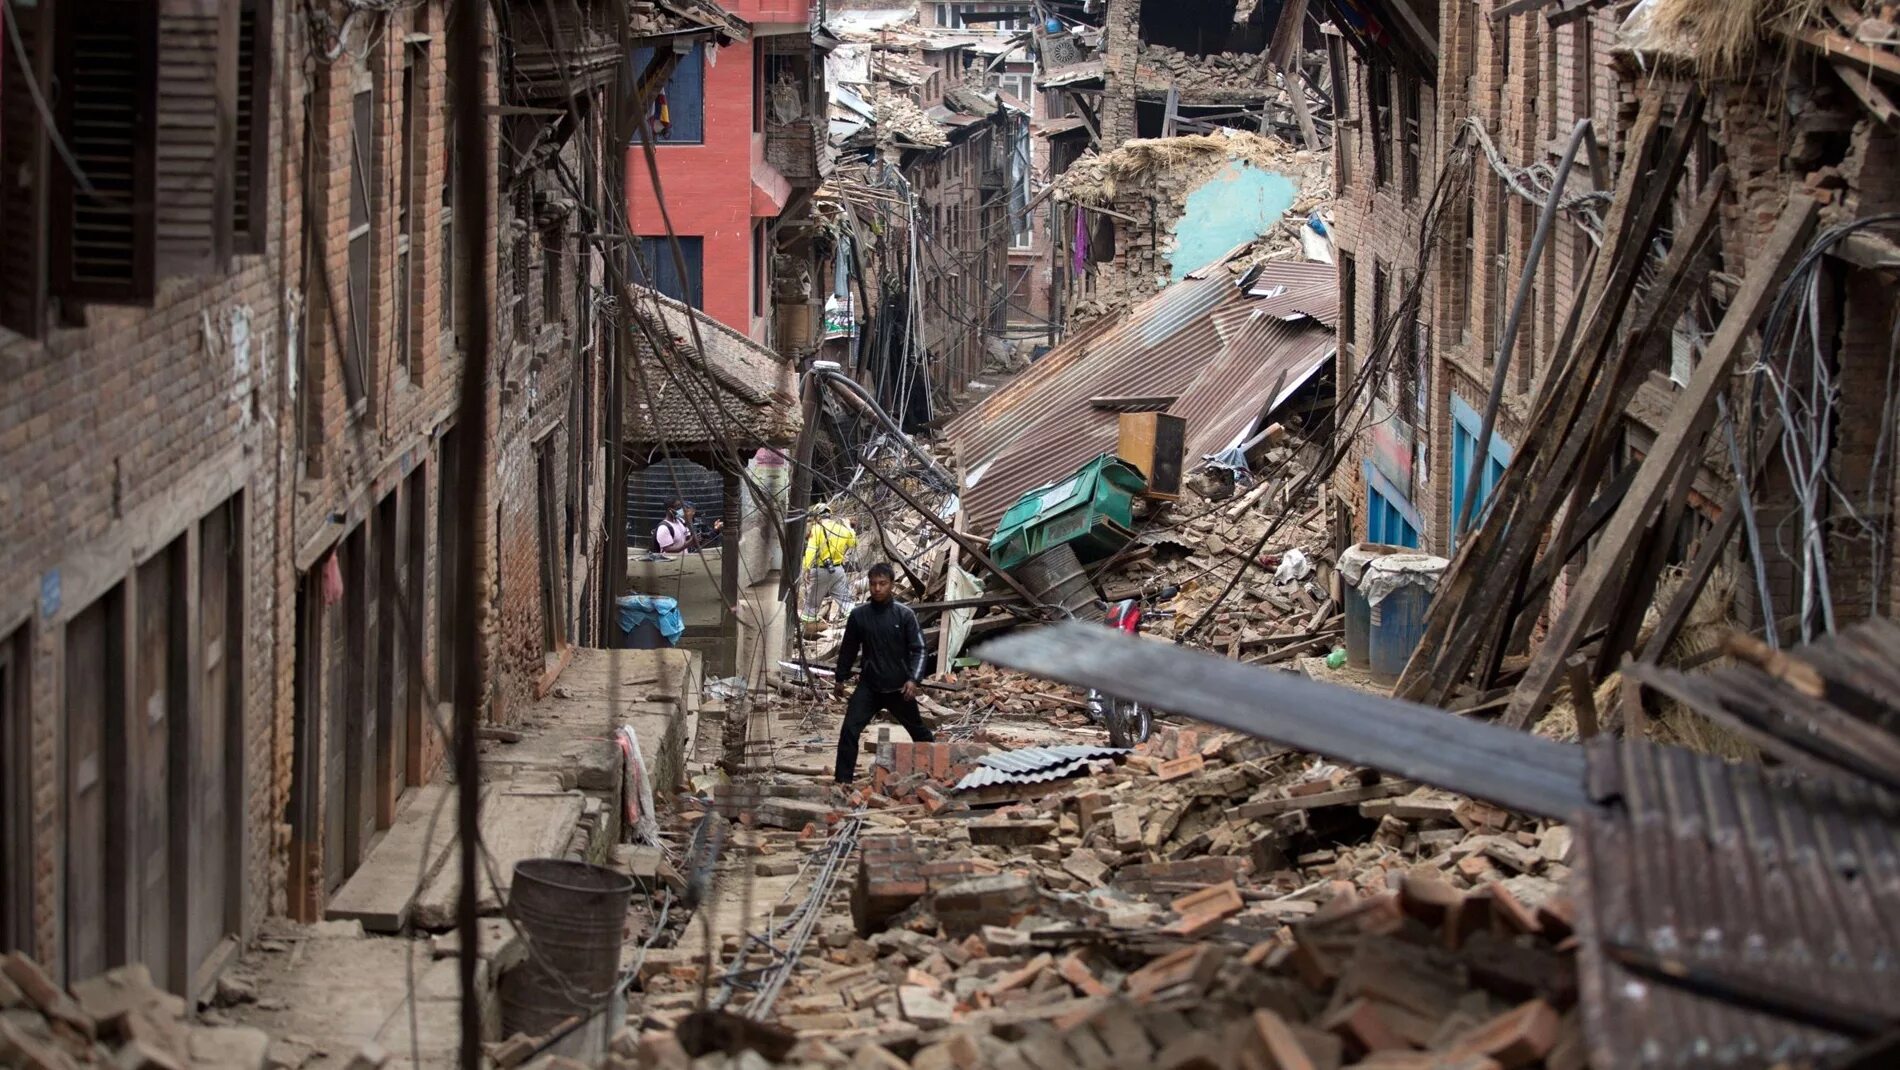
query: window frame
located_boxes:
[232,0,274,255]
[630,43,707,145]
[346,82,375,412]
[1363,460,1423,549]
[398,40,423,384]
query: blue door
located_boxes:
[1449,395,1512,546]
[1363,461,1421,548]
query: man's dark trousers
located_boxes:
[835,683,935,783]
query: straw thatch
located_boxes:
[1621,0,1827,75]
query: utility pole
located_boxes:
[604,1,634,638]
[448,1,490,1064]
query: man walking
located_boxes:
[801,503,859,620]
[832,562,933,784]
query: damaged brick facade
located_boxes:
[1329,2,1900,630]
[0,0,618,983]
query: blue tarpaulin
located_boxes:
[616,595,684,644]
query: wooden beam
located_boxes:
[1785,27,1900,85]
[1501,193,1822,729]
[1635,423,1782,666]
[1281,69,1320,149]
[1832,59,1900,127]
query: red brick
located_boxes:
[1448,1000,1560,1069]
[1156,754,1205,782]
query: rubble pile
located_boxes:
[1135,44,1268,92]
[871,92,949,149]
[1053,132,1331,323]
[0,954,274,1070]
[603,721,1579,1070]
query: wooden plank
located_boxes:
[1636,423,1784,666]
[1236,779,1418,819]
[1281,69,1319,149]
[980,624,1589,819]
[324,783,462,933]
[1463,124,1716,691]
[1832,59,1900,127]
[1397,97,1693,704]
[1785,27,1900,84]
[1502,193,1822,729]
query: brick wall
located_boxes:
[1332,2,1900,638]
[0,0,617,966]
[0,0,290,984]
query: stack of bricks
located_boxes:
[710,781,766,821]
[851,833,927,936]
[867,741,990,808]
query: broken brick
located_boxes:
[1448,1000,1560,1069]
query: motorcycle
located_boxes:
[1086,585,1178,748]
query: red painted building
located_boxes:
[626,0,818,344]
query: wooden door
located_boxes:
[437,426,459,707]
[322,546,348,893]
[344,522,378,872]
[374,490,402,826]
[0,630,28,953]
[404,467,427,787]
[64,591,121,981]
[190,505,238,977]
[133,547,179,985]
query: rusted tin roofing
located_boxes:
[1247,260,1339,328]
[1574,737,1900,1069]
[948,263,1336,531]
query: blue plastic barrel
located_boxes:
[1364,554,1448,685]
[1340,543,1407,669]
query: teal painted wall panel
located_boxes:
[1169,161,1299,281]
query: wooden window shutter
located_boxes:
[232,0,272,254]
[52,0,159,305]
[155,0,237,277]
[0,0,52,337]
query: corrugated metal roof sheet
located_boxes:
[975,744,1129,772]
[1247,260,1339,327]
[949,263,1336,531]
[953,745,1129,791]
[1574,737,1900,1068]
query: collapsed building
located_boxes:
[818,8,1033,420]
[1029,0,1336,330]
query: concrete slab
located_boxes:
[219,924,483,1070]
[324,784,463,933]
[410,791,584,931]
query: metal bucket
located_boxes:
[498,859,634,1039]
[1015,543,1102,621]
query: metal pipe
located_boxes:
[817,369,957,490]
[1455,118,1592,538]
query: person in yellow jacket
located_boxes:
[802,503,859,621]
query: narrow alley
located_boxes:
[3,1,1899,1069]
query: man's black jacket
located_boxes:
[836,598,927,692]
